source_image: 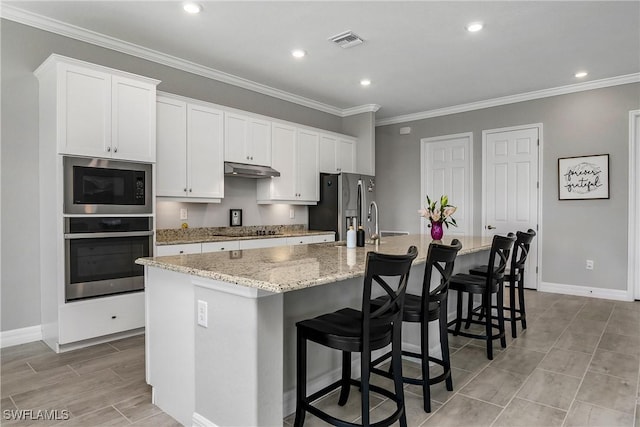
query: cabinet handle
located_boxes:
[250,156,254,160]
[179,250,184,254]
[111,315,117,319]
[114,147,118,153]
[246,156,250,160]
[184,188,187,192]
[106,146,111,152]
[221,247,224,250]
[189,188,192,192]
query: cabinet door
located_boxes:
[111,75,156,162]
[296,129,319,201]
[156,97,188,197]
[224,112,248,163]
[319,134,338,173]
[238,238,288,249]
[188,104,224,199]
[247,118,271,166]
[201,241,240,253]
[155,243,202,256]
[337,138,356,173]
[268,123,297,200]
[58,63,111,157]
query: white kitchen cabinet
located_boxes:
[224,112,271,166]
[238,238,288,250]
[155,243,202,256]
[156,95,224,202]
[201,241,240,252]
[319,134,356,174]
[35,55,158,163]
[286,234,335,245]
[257,124,319,204]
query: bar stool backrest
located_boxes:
[362,246,418,335]
[487,234,516,287]
[511,229,537,274]
[423,239,463,309]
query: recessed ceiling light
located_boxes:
[183,3,202,14]
[360,79,371,87]
[575,71,588,78]
[291,49,306,58]
[466,22,483,32]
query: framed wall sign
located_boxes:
[558,154,609,200]
[229,209,242,226]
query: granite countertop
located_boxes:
[137,235,493,294]
[156,224,334,245]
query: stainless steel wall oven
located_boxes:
[64,216,152,301]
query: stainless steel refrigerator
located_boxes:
[308,172,376,241]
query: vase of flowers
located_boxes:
[418,195,457,241]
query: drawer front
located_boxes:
[238,238,287,250]
[59,292,145,344]
[155,243,202,256]
[201,241,240,253]
[287,234,335,245]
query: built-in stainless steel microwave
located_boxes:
[63,157,152,215]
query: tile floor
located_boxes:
[1,291,638,426]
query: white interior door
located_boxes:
[630,110,640,299]
[483,125,540,289]
[420,133,473,236]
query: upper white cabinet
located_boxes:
[156,95,224,201]
[224,112,271,166]
[319,134,356,174]
[35,54,159,163]
[257,124,319,204]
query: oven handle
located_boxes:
[64,231,154,239]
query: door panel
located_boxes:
[156,97,187,197]
[188,104,224,198]
[483,126,539,289]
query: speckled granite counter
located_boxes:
[155,224,333,245]
[137,234,492,294]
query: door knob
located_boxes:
[487,225,496,230]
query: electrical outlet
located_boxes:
[197,300,208,327]
[180,208,188,220]
[289,208,295,219]
[586,259,594,270]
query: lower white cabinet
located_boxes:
[202,241,240,252]
[238,238,288,250]
[155,243,202,256]
[287,234,335,245]
[58,293,145,344]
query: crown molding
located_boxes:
[0,4,357,117]
[341,104,381,117]
[376,73,640,127]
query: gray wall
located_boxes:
[376,83,640,291]
[0,19,344,332]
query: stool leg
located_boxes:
[497,283,507,349]
[440,302,453,392]
[294,328,306,427]
[519,273,527,330]
[509,278,517,338]
[421,315,431,412]
[361,344,371,426]
[392,321,408,427]
[454,291,463,335]
[484,290,493,360]
[338,351,351,406]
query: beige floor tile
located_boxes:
[612,301,640,313]
[564,400,635,427]
[26,344,119,373]
[108,333,145,351]
[54,406,128,426]
[553,330,600,354]
[598,332,640,356]
[576,371,636,414]
[1,342,50,366]
[589,349,639,381]
[420,394,502,427]
[516,369,581,410]
[132,411,182,426]
[403,366,473,405]
[66,377,151,417]
[492,397,566,427]
[537,348,592,378]
[459,366,527,407]
[450,344,492,372]
[606,318,640,337]
[112,391,161,423]
[510,332,557,353]
[636,405,639,427]
[1,364,78,399]
[70,346,144,375]
[566,318,608,336]
[609,307,640,323]
[488,346,546,376]
[1,397,17,410]
[360,389,436,426]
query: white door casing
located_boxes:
[629,110,640,300]
[482,124,542,290]
[420,132,473,236]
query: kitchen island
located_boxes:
[136,234,493,426]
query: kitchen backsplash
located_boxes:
[155,177,308,229]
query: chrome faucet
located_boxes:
[367,201,380,242]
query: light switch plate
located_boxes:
[197,300,208,327]
[180,208,188,220]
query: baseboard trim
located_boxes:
[192,412,217,427]
[0,325,43,348]
[539,281,632,301]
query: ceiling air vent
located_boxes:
[329,31,364,49]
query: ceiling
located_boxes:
[4,1,640,121]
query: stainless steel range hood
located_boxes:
[224,162,280,178]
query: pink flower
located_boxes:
[443,206,457,218]
[418,208,429,218]
[430,209,441,222]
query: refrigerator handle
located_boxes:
[357,179,363,227]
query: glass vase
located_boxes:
[430,221,444,240]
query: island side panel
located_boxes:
[193,279,284,427]
[144,266,195,427]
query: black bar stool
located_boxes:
[371,239,462,413]
[294,246,418,427]
[447,234,516,360]
[468,229,536,338]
